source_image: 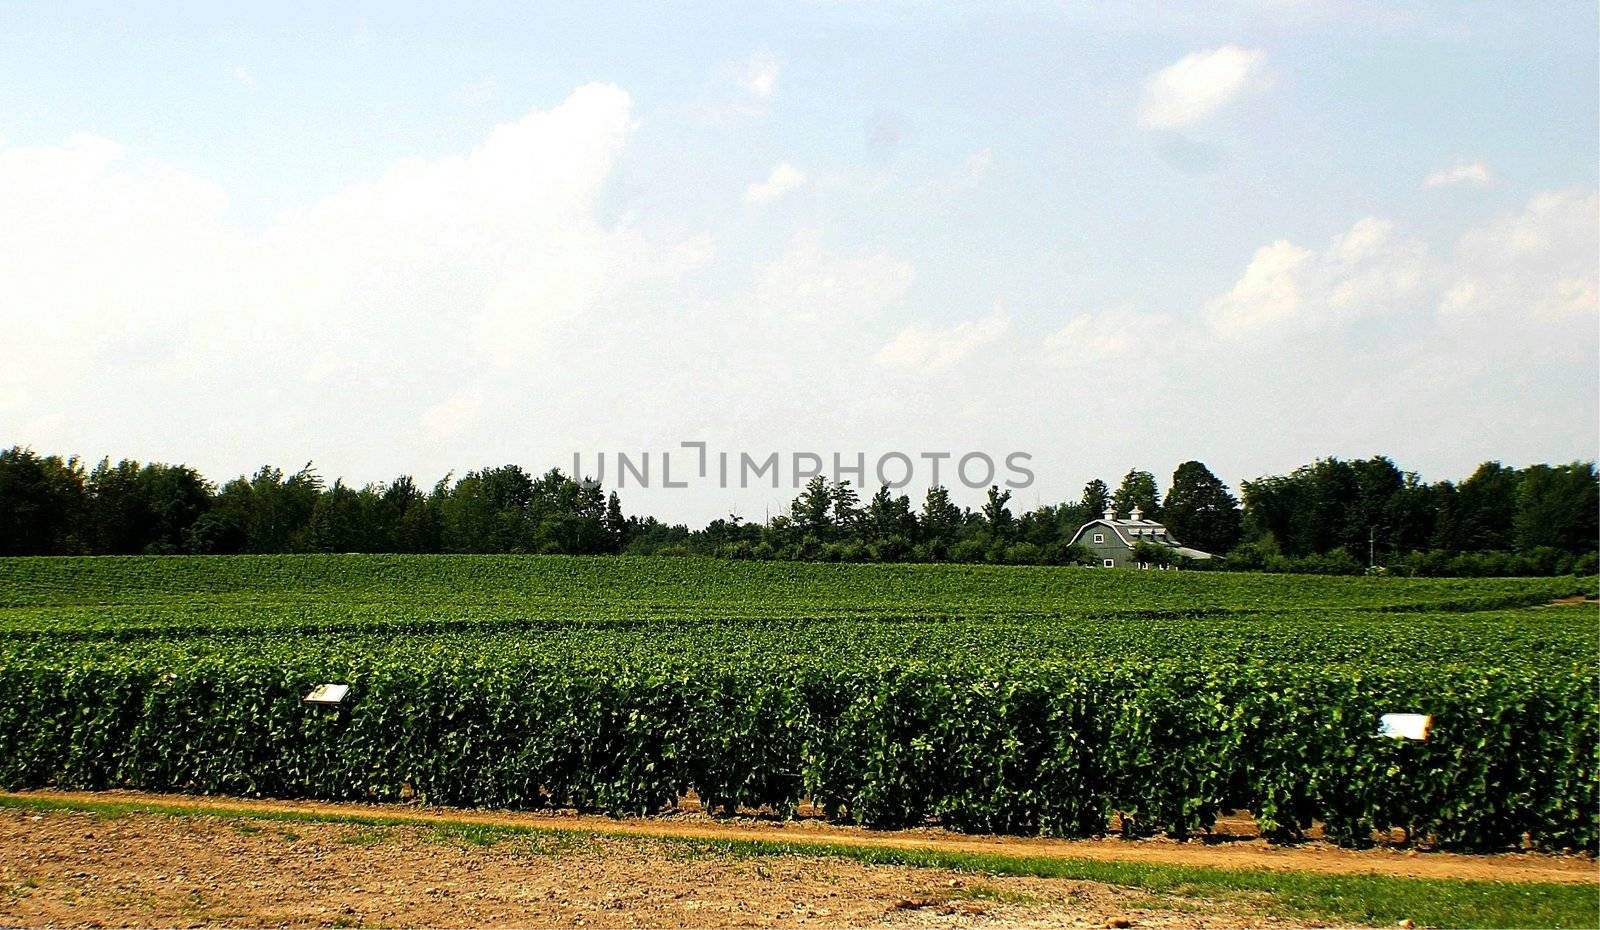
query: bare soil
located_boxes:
[9,790,1594,886]
[0,807,1309,929]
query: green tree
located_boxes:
[1016,504,1067,549]
[863,486,917,560]
[1112,469,1160,519]
[604,491,627,553]
[0,447,86,555]
[703,514,762,557]
[207,464,321,553]
[1383,472,1438,557]
[563,471,611,554]
[1240,471,1308,555]
[1161,461,1241,554]
[189,478,250,553]
[442,465,536,552]
[306,480,370,552]
[830,480,864,538]
[84,458,153,554]
[1514,462,1599,555]
[981,485,1014,540]
[790,475,833,541]
[1079,478,1111,519]
[1242,456,1406,558]
[93,458,218,554]
[383,476,440,553]
[917,485,962,557]
[1450,462,1519,552]
[1350,456,1406,554]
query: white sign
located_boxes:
[1377,713,1431,741]
[303,683,350,705]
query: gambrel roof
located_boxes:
[1068,508,1213,560]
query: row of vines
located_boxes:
[1,652,1593,852]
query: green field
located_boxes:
[1,555,1594,851]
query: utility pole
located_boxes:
[1369,525,1387,569]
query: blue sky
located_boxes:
[1,1,1596,522]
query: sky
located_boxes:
[1,1,1596,524]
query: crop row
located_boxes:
[0,652,1593,852]
[1,607,1594,674]
[1,554,1588,612]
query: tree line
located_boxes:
[0,454,628,558]
[0,446,1594,576]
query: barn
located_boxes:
[1068,506,1214,568]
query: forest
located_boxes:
[0,445,1594,576]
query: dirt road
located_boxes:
[6,789,1595,885]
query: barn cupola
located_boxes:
[1130,505,1143,521]
[1103,506,1116,521]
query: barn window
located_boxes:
[1102,559,1115,568]
[1093,533,1105,543]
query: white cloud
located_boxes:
[694,50,785,123]
[0,131,235,378]
[1423,161,1494,188]
[1319,220,1425,322]
[744,162,806,203]
[1140,45,1266,129]
[1438,188,1598,323]
[0,83,716,446]
[261,82,643,364]
[874,309,1010,372]
[749,230,913,325]
[740,49,781,99]
[232,65,258,91]
[1040,308,1173,367]
[1204,189,1596,339]
[1202,215,1430,337]
[1203,239,1314,334]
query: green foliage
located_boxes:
[1438,462,1518,551]
[1112,469,1161,519]
[1240,456,1599,570]
[980,486,1014,540]
[917,485,963,555]
[1513,463,1600,554]
[0,555,1593,852]
[1079,479,1111,519]
[0,448,87,555]
[1129,540,1181,566]
[790,475,834,541]
[1162,461,1242,554]
[85,458,213,555]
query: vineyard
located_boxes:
[0,555,1594,852]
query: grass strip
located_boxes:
[2,792,1593,929]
